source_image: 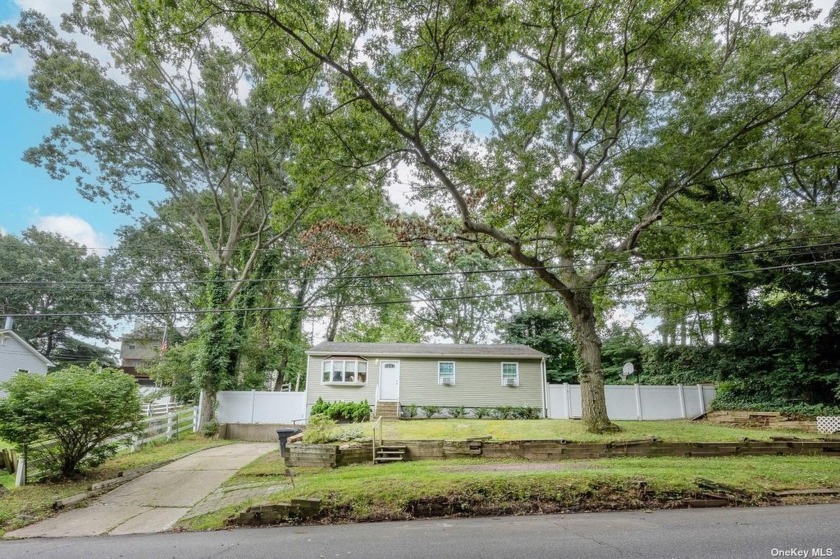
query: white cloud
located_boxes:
[16,0,74,20]
[33,214,111,254]
[0,225,7,236]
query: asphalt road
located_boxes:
[2,504,837,559]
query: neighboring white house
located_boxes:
[0,329,55,397]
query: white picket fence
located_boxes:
[547,383,716,420]
[15,407,197,486]
[215,390,307,424]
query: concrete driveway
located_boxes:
[6,443,275,538]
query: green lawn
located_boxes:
[179,453,840,531]
[342,419,825,443]
[0,434,229,535]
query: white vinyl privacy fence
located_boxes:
[216,390,307,424]
[547,384,716,420]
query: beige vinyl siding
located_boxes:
[398,357,543,408]
[306,354,543,410]
[306,355,379,408]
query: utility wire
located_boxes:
[5,257,839,319]
[2,240,838,289]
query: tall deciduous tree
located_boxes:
[0,229,114,364]
[137,0,839,431]
[1,3,366,423]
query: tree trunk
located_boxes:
[273,280,309,391]
[325,302,342,342]
[199,385,215,428]
[568,292,618,433]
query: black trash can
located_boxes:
[276,428,301,458]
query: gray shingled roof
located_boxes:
[307,342,546,359]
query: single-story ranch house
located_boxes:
[305,342,548,418]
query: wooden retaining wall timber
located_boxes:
[705,411,817,432]
[286,439,840,468]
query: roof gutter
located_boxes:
[305,351,547,359]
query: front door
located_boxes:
[379,361,400,401]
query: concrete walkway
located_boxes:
[6,443,274,538]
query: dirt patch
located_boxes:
[438,461,605,473]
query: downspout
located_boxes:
[540,357,548,418]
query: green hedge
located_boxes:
[310,397,371,422]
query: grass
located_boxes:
[0,434,229,535]
[336,419,826,443]
[178,453,840,531]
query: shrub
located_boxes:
[302,414,338,444]
[513,406,540,419]
[310,398,371,422]
[403,404,418,418]
[0,364,142,478]
[420,405,441,418]
[497,406,515,419]
[474,407,491,419]
[202,420,219,438]
[310,396,329,416]
[449,406,466,419]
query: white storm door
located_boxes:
[379,361,400,401]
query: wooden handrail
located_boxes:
[372,416,383,463]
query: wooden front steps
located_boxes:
[374,401,400,420]
[374,445,407,464]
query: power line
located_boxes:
[2,240,838,289]
[5,257,839,319]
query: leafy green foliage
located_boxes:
[0,364,142,477]
[0,229,115,365]
[140,339,202,403]
[495,406,515,420]
[501,308,577,383]
[201,420,219,438]
[302,414,338,444]
[449,406,466,419]
[420,405,442,419]
[310,398,371,423]
[403,404,418,418]
[711,381,840,418]
[473,407,491,419]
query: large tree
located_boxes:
[1,3,370,423]
[0,228,115,364]
[132,0,840,431]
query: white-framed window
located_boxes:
[438,361,455,385]
[321,358,368,384]
[501,362,519,386]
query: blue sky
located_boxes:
[0,0,161,248]
[2,0,834,249]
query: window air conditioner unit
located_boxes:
[441,377,454,386]
[504,378,518,387]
